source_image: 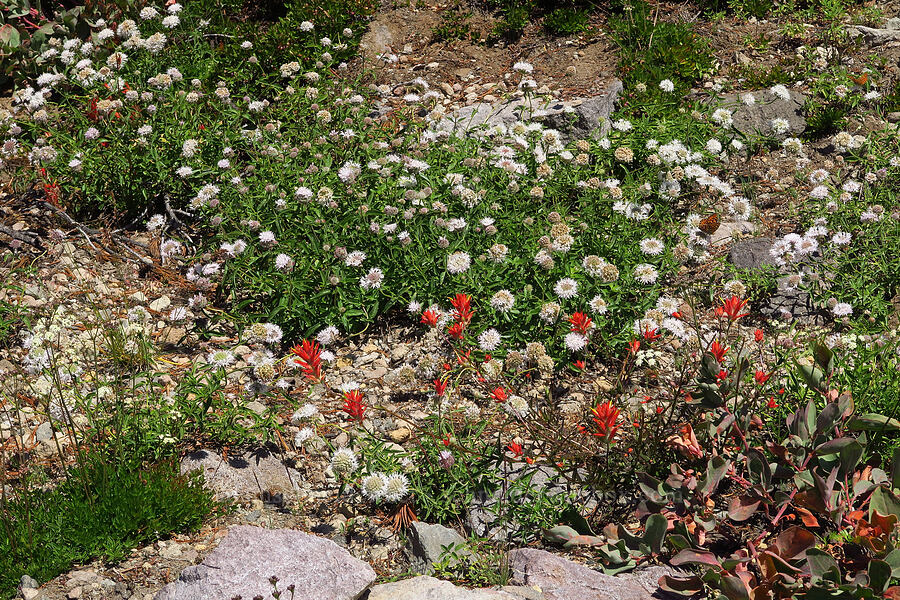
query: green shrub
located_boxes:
[609,1,713,92]
[543,7,590,35]
[0,457,217,598]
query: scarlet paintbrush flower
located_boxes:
[716,295,750,321]
[767,397,778,409]
[447,322,465,340]
[291,340,322,382]
[450,293,474,324]
[420,309,439,327]
[491,387,508,403]
[508,442,523,457]
[568,312,592,335]
[709,340,728,363]
[754,328,764,342]
[573,360,585,370]
[342,389,366,422]
[591,401,620,441]
[754,370,771,385]
[434,379,448,397]
[642,327,660,341]
[628,339,641,354]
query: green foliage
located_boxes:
[609,1,714,92]
[543,7,590,36]
[431,537,510,586]
[0,456,217,598]
[431,5,473,42]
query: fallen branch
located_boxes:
[0,223,43,249]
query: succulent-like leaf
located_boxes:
[728,495,760,522]
[543,525,579,545]
[813,342,835,374]
[699,456,728,498]
[868,559,892,593]
[644,513,667,555]
[870,486,900,520]
[806,548,840,584]
[658,575,705,596]
[848,414,900,433]
[0,24,21,48]
[671,548,721,568]
[771,526,816,561]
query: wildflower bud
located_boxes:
[210,216,222,227]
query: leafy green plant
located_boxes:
[431,5,473,42]
[543,7,590,36]
[609,1,714,91]
[0,456,218,598]
[432,537,511,587]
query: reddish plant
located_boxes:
[709,340,729,363]
[291,340,322,382]
[716,295,750,321]
[342,389,366,422]
[590,401,621,441]
[449,293,474,324]
[568,312,593,335]
[420,309,439,327]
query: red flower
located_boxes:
[628,339,641,354]
[447,322,465,340]
[434,379,448,397]
[491,387,508,403]
[342,390,366,423]
[716,296,750,321]
[420,309,439,327]
[642,327,661,341]
[573,360,585,371]
[754,328,764,343]
[754,370,770,385]
[709,340,729,363]
[87,97,98,121]
[767,397,778,409]
[291,340,322,382]
[568,312,593,335]
[450,293,474,325]
[590,401,620,441]
[716,369,729,382]
[507,442,523,458]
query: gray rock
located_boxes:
[180,448,302,501]
[709,219,756,247]
[888,17,900,30]
[761,275,824,325]
[405,522,469,574]
[366,576,533,599]
[508,548,676,600]
[34,422,53,443]
[728,238,777,270]
[19,575,39,590]
[715,89,806,139]
[435,82,622,144]
[851,25,900,44]
[155,525,375,600]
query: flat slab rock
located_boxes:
[181,447,302,500]
[155,526,375,600]
[508,548,676,600]
[366,576,541,600]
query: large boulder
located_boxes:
[406,521,470,574]
[507,548,676,600]
[180,447,302,501]
[155,526,375,600]
[434,81,622,143]
[366,576,538,599]
[715,89,806,139]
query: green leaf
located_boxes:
[869,559,891,593]
[813,342,835,374]
[643,513,667,555]
[658,575,705,596]
[807,548,840,584]
[848,414,900,433]
[870,486,900,520]
[884,548,900,578]
[699,456,728,497]
[560,504,594,535]
[671,548,721,568]
[727,495,760,522]
[0,24,21,48]
[798,362,826,393]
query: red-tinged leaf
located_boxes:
[771,526,816,561]
[884,585,900,600]
[658,575,704,596]
[728,495,761,522]
[794,506,820,528]
[671,548,721,567]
